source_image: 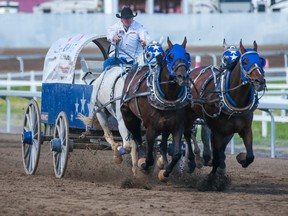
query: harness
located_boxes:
[122,63,192,119]
[146,65,191,110]
[192,64,260,119]
[191,66,223,118]
[94,65,130,113]
[219,69,259,117]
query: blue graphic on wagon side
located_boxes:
[41,83,93,129]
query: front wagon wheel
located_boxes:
[51,111,69,178]
[21,99,42,175]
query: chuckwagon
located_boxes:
[21,33,120,178]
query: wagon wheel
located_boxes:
[21,99,42,175]
[51,112,69,178]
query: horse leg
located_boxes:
[157,132,170,169]
[184,130,197,172]
[201,124,212,166]
[237,127,254,168]
[120,104,144,158]
[140,127,156,171]
[159,129,183,181]
[96,112,123,164]
[117,117,138,177]
[210,132,232,175]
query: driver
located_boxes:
[103,6,150,70]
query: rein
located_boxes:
[95,67,128,112]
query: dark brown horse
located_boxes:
[120,37,192,181]
[186,40,266,177]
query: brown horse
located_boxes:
[120,37,192,181]
[186,40,266,177]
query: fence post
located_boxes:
[285,54,288,84]
[6,97,11,133]
[261,111,268,137]
[30,71,36,92]
[7,73,11,91]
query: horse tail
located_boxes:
[78,113,101,129]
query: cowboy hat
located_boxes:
[116,7,137,19]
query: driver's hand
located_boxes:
[113,35,121,42]
[140,40,146,48]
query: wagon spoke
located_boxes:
[32,138,39,153]
[23,126,29,132]
[27,148,32,171]
[24,145,30,160]
[56,124,61,137]
[26,112,32,130]
[33,119,38,134]
[56,154,61,172]
[30,145,35,170]
[60,118,65,138]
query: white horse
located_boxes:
[79,41,164,177]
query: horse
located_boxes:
[187,40,266,178]
[189,39,242,167]
[120,37,193,181]
[79,41,164,177]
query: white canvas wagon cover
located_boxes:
[42,33,110,83]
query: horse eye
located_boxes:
[185,53,190,61]
[168,53,174,62]
[146,52,151,59]
[243,58,249,67]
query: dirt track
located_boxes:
[0,133,288,216]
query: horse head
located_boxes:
[165,37,191,86]
[239,40,266,91]
[221,39,241,70]
[144,41,164,66]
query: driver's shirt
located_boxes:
[107,20,150,62]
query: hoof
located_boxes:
[195,156,203,169]
[124,146,131,154]
[138,158,146,170]
[187,160,196,173]
[236,152,247,164]
[138,158,150,175]
[156,156,164,169]
[216,167,226,175]
[113,155,123,164]
[158,170,168,182]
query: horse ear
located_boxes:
[223,38,227,49]
[167,37,173,49]
[159,36,164,45]
[182,37,187,48]
[253,40,258,51]
[239,39,245,54]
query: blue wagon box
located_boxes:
[41,83,93,129]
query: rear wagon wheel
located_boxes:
[51,111,69,178]
[21,99,42,175]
